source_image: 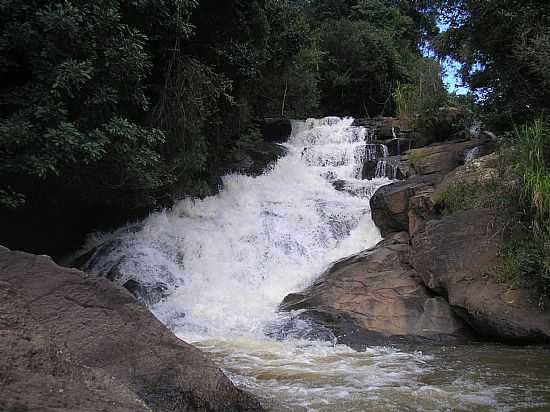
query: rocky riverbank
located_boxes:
[281,130,550,345]
[0,246,263,412]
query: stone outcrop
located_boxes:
[406,138,485,175]
[0,247,263,412]
[411,209,550,343]
[280,233,473,348]
[370,174,441,237]
[368,137,550,344]
[292,133,550,346]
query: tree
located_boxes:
[435,0,550,126]
[0,0,198,254]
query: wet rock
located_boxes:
[228,142,287,176]
[122,278,169,305]
[411,209,550,343]
[362,155,411,181]
[264,314,337,342]
[71,229,173,307]
[280,233,473,349]
[0,247,263,412]
[375,126,397,140]
[370,175,441,236]
[380,138,415,156]
[261,118,292,143]
[331,179,381,198]
[362,159,379,179]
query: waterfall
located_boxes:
[80,117,529,411]
[85,117,390,339]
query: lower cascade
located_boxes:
[85,118,549,411]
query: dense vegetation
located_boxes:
[0,0,438,256]
[435,0,550,127]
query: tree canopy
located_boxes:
[435,0,550,126]
[0,0,438,255]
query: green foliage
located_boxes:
[516,118,550,225]
[251,0,320,118]
[393,59,448,122]
[153,55,233,197]
[318,17,412,116]
[484,118,550,299]
[436,0,550,127]
[436,180,500,216]
[499,234,550,303]
[0,0,191,212]
[509,118,550,298]
[392,58,473,144]
[0,0,201,256]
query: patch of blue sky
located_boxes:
[420,20,469,95]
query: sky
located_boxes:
[436,21,469,95]
[443,58,469,95]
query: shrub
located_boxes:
[506,117,550,298]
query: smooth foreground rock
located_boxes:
[411,209,550,343]
[0,248,263,412]
[280,233,473,348]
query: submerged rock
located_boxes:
[411,209,550,343]
[280,233,473,348]
[0,247,263,412]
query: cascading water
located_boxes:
[83,117,550,411]
[86,117,387,338]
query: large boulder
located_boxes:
[0,247,263,412]
[280,233,473,348]
[370,174,441,236]
[411,209,550,343]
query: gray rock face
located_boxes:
[0,248,263,412]
[280,233,473,349]
[411,209,550,343]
